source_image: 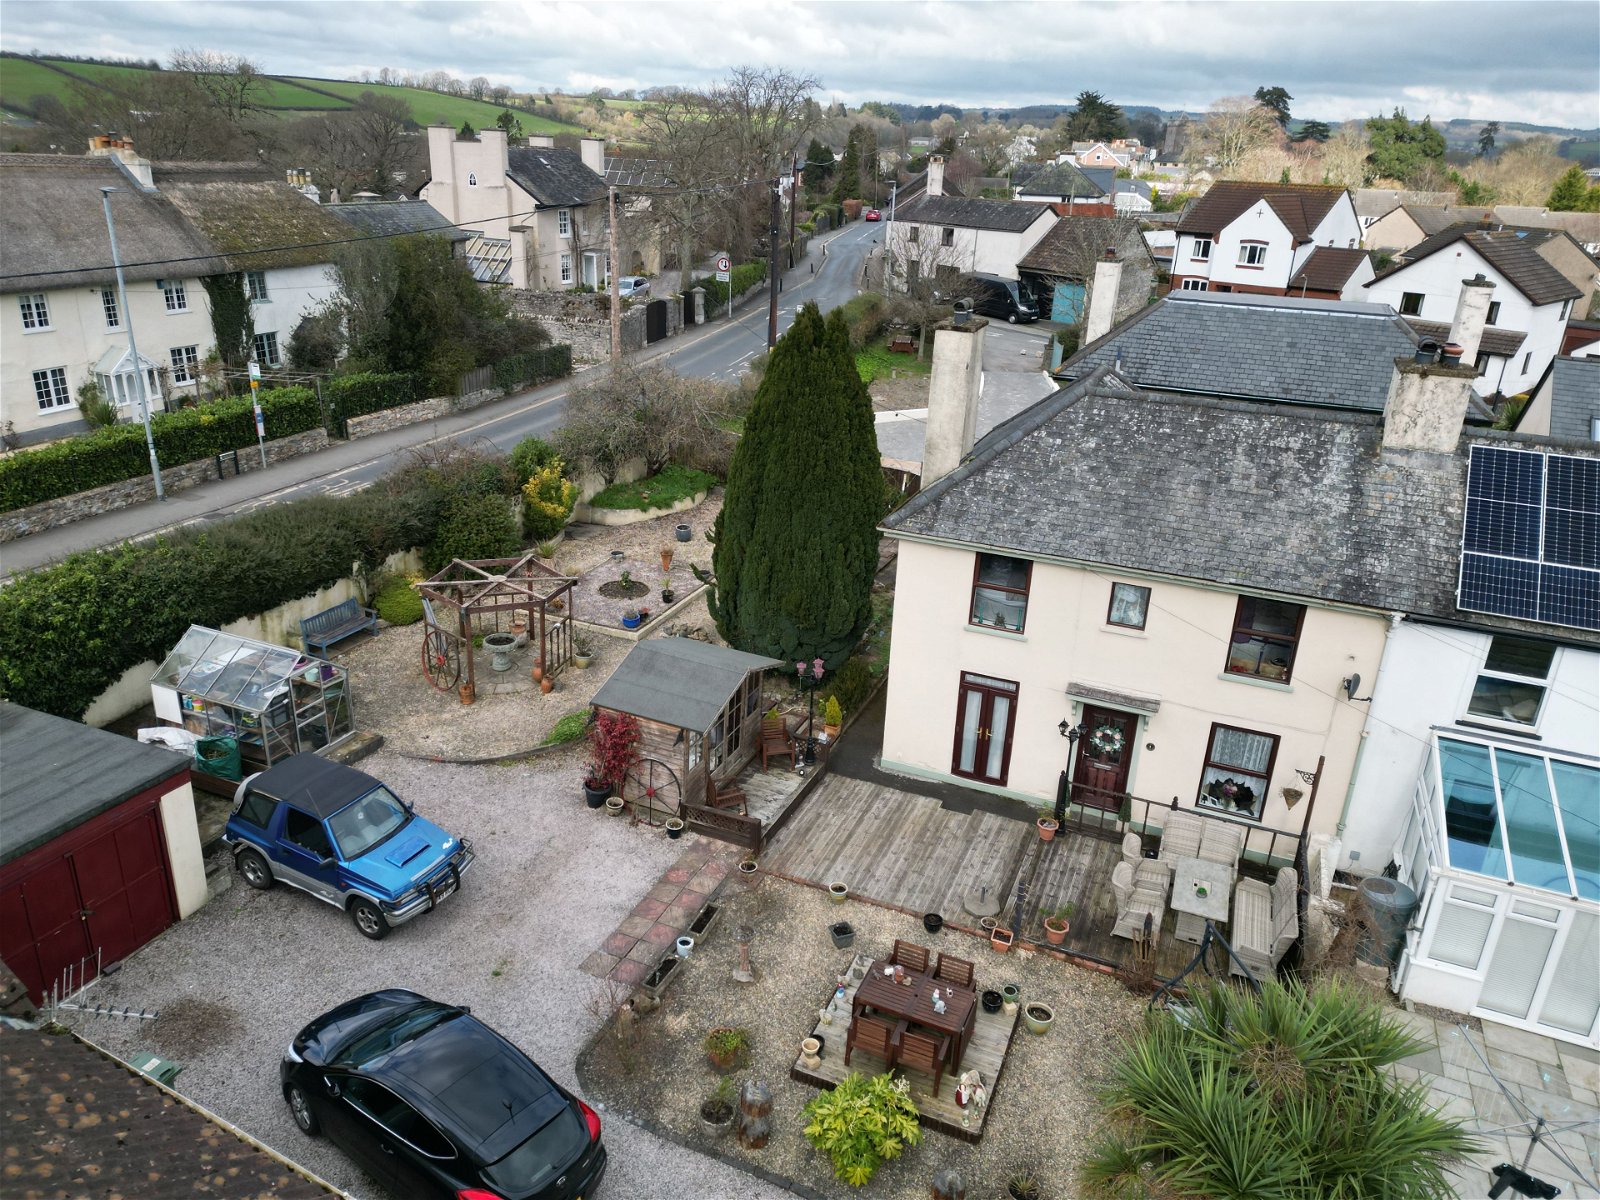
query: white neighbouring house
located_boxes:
[886,156,1057,291]
[1171,181,1361,296]
[1364,227,1581,399]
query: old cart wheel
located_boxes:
[421,629,461,691]
[623,758,682,827]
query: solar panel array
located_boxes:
[1459,445,1600,631]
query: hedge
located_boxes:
[327,372,424,433]
[493,344,572,392]
[0,487,438,722]
[0,387,321,513]
[687,261,768,307]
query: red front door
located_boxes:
[952,672,1019,787]
[1072,706,1139,811]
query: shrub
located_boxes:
[492,344,572,392]
[521,460,577,541]
[76,378,118,429]
[585,710,640,789]
[427,493,519,571]
[687,261,767,307]
[373,576,423,625]
[542,711,589,746]
[802,1072,922,1187]
[510,436,559,487]
[823,695,843,726]
[586,464,717,511]
[825,655,878,715]
[326,371,425,432]
[836,292,886,349]
[0,387,320,512]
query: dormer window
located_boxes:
[468,173,478,187]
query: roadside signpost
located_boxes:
[716,253,732,320]
[248,359,267,467]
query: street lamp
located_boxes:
[100,186,164,500]
[795,658,826,766]
[1055,719,1085,823]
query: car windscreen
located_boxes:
[331,1003,460,1068]
[328,786,410,860]
[482,1105,586,1193]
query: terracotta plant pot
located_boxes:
[531,663,545,683]
[991,927,1014,953]
[540,675,554,695]
[1036,817,1059,842]
[1043,916,1070,945]
[661,549,674,571]
[823,723,840,739]
[458,683,475,705]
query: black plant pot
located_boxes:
[830,921,856,950]
[923,912,944,935]
[662,590,675,605]
[981,989,1003,1014]
[675,523,692,542]
[583,781,609,808]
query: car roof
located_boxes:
[248,754,380,818]
[369,1013,568,1163]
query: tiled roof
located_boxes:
[1015,162,1104,199]
[1548,356,1600,442]
[1491,206,1600,247]
[1177,181,1348,238]
[1404,204,1493,236]
[1380,227,1582,307]
[1055,293,1495,418]
[1405,318,1527,358]
[883,373,1599,638]
[1288,246,1372,292]
[0,1026,339,1197]
[506,146,607,207]
[893,195,1051,233]
[325,199,471,242]
[1016,216,1151,279]
[1353,188,1457,221]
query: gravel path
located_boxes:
[578,874,1147,1199]
[67,748,788,1200]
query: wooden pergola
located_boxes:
[416,553,576,693]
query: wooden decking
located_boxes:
[764,775,1254,980]
[790,950,1018,1142]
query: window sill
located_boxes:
[21,327,54,334]
[1236,264,1266,271]
[967,624,1027,642]
[1102,624,1148,639]
[1196,798,1263,823]
[1455,718,1541,741]
[1216,671,1293,693]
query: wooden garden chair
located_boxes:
[896,1029,951,1096]
[759,713,795,771]
[845,1014,902,1068]
[890,939,930,974]
[932,953,975,990]
[706,775,747,815]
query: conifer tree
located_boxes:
[707,304,881,669]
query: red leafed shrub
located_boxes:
[586,710,641,789]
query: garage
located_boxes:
[0,702,208,1003]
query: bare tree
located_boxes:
[279,91,416,196]
[882,221,971,355]
[489,84,511,105]
[468,76,490,101]
[1186,96,1283,178]
[170,48,267,124]
[1316,124,1372,188]
[1463,137,1568,204]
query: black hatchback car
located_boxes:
[283,990,606,1200]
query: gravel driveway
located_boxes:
[67,747,790,1200]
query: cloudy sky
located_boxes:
[5,0,1597,128]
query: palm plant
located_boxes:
[1078,978,1478,1200]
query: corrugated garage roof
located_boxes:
[0,702,189,865]
[590,640,782,732]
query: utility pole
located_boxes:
[787,153,799,269]
[100,187,164,500]
[607,185,622,364]
[767,177,781,349]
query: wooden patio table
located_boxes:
[852,958,977,1073]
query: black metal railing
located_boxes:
[1060,783,1304,870]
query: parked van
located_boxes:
[952,274,1039,324]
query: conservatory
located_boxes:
[1392,731,1598,1047]
[151,626,354,777]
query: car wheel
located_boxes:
[1007,313,1018,324]
[287,1082,320,1135]
[237,849,274,890]
[350,898,389,940]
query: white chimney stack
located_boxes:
[527,134,555,149]
[927,155,945,198]
[1447,274,1496,366]
[922,314,986,483]
[580,136,605,176]
[1381,351,1478,456]
[1082,249,1124,346]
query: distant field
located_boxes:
[0,56,96,112]
[276,77,578,132]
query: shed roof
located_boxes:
[0,1026,339,1197]
[893,195,1052,233]
[506,146,607,207]
[590,639,782,732]
[1177,181,1347,239]
[0,703,189,866]
[1288,246,1372,292]
[326,199,472,242]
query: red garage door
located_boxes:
[0,797,177,1003]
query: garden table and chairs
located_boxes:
[848,949,977,1092]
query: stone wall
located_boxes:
[0,428,330,543]
[345,386,504,439]
[511,290,688,364]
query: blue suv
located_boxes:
[225,754,473,940]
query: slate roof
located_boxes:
[590,639,783,733]
[1353,188,1457,222]
[881,371,1599,640]
[0,154,227,291]
[1016,215,1152,279]
[0,1026,338,1197]
[1,702,189,866]
[1177,181,1348,239]
[506,146,607,207]
[893,195,1052,233]
[1055,292,1498,419]
[1548,356,1600,442]
[1402,204,1493,236]
[1014,162,1105,200]
[1378,227,1581,307]
[1405,318,1527,358]
[326,199,472,242]
[1082,168,1154,201]
[160,180,354,272]
[1288,246,1372,293]
[1009,162,1050,190]
[1491,206,1600,247]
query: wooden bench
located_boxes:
[300,598,379,656]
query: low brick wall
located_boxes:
[344,386,507,439]
[0,428,330,543]
[572,489,707,526]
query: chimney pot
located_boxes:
[1413,339,1440,365]
[1441,342,1464,366]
